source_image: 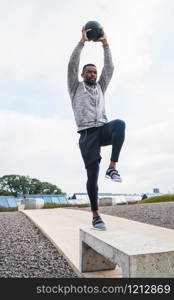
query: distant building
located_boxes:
[70,192,142,205]
[0,194,68,208]
[153,188,160,194]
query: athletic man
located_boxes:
[67,26,126,230]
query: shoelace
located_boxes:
[92,216,103,225]
[108,169,119,177]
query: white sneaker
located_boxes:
[92,216,106,231]
[105,168,122,182]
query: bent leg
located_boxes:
[110,119,126,162]
[100,119,126,162]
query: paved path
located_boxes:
[23,208,123,278]
[23,204,174,278]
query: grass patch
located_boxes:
[139,194,174,204]
[43,203,90,209]
[0,206,18,212]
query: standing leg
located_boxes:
[86,160,100,215]
[86,160,106,230]
[78,128,106,230]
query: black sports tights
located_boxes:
[86,160,100,211]
[85,119,125,212]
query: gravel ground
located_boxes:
[78,202,174,229]
[0,212,78,278]
[0,202,174,278]
[79,201,174,229]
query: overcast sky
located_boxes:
[0,0,174,196]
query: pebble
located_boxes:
[1,202,174,278]
[0,212,78,278]
[78,202,174,229]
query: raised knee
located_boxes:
[115,119,126,128]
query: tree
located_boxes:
[39,181,60,195]
[28,178,43,194]
[0,175,63,196]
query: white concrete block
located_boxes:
[99,197,112,206]
[21,198,44,209]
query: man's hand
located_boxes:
[80,26,92,43]
[95,28,108,45]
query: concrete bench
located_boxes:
[80,223,174,277]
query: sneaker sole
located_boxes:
[105,175,122,182]
[91,227,106,231]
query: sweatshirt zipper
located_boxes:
[83,82,99,127]
[95,97,98,126]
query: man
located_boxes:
[67,26,126,230]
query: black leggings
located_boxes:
[86,119,125,211]
[86,160,100,211]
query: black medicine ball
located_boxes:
[85,21,103,41]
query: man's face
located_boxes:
[82,66,97,85]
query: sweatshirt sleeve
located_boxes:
[67,42,84,100]
[98,44,114,94]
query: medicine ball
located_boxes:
[85,21,103,41]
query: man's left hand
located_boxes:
[95,29,108,44]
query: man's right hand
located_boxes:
[80,26,92,43]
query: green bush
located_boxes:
[139,194,174,204]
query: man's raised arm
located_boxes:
[67,27,91,100]
[98,30,114,94]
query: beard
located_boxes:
[84,78,97,86]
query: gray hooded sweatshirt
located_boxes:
[67,42,114,132]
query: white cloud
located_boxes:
[0,111,83,193]
[0,0,162,88]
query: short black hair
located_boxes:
[82,64,96,73]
